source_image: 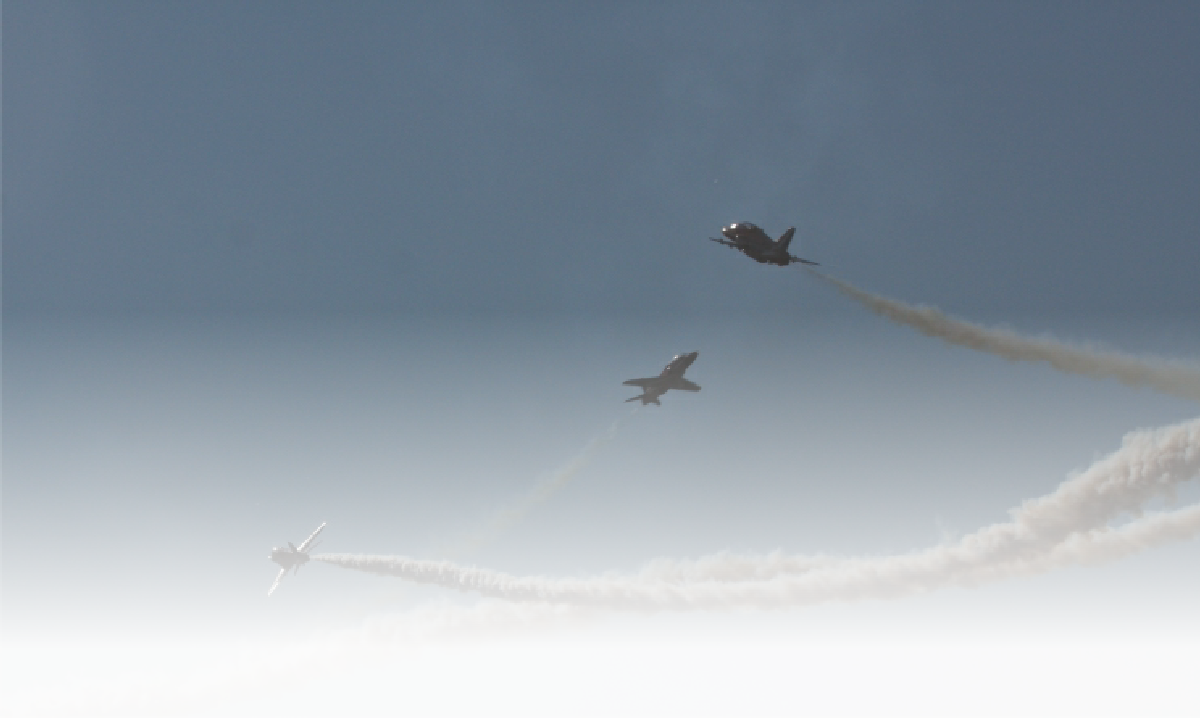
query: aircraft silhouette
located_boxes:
[267,522,325,596]
[623,352,701,405]
[711,222,819,267]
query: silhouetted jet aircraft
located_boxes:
[623,352,701,405]
[711,222,819,267]
[267,522,325,596]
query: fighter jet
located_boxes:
[711,222,819,267]
[267,522,325,597]
[623,352,701,405]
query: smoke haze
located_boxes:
[4,276,1195,715]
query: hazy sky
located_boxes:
[5,3,1199,716]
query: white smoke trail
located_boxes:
[316,417,1200,610]
[635,551,839,583]
[7,463,1190,715]
[633,503,1200,588]
[811,271,1200,403]
[7,425,1190,715]
[7,506,1190,718]
[249,410,633,653]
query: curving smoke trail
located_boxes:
[7,427,1190,718]
[7,492,1190,715]
[810,271,1200,403]
[321,420,1200,614]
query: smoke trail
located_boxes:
[811,271,1200,403]
[7,506,1190,718]
[317,417,1200,610]
[635,551,839,584]
[634,503,1200,591]
[7,425,1190,715]
[249,410,633,653]
[7,422,1190,715]
[429,410,638,561]
[320,281,1200,612]
[0,605,600,715]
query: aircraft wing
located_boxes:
[623,378,656,388]
[296,522,326,553]
[267,568,288,597]
[669,378,701,392]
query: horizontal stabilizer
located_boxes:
[669,378,701,392]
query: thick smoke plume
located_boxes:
[812,271,1200,403]
[319,415,1200,612]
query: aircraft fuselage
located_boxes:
[714,223,817,267]
[623,352,701,405]
[269,545,310,571]
[660,351,699,377]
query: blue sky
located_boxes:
[5,3,1199,716]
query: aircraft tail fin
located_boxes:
[779,228,819,265]
[777,227,796,252]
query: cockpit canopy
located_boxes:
[722,222,758,239]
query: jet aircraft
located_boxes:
[623,352,701,405]
[267,522,325,596]
[711,222,819,267]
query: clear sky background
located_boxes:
[5,3,1200,717]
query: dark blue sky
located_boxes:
[5,9,1200,712]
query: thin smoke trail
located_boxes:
[316,417,1200,610]
[254,410,638,653]
[432,410,638,561]
[810,270,1200,403]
